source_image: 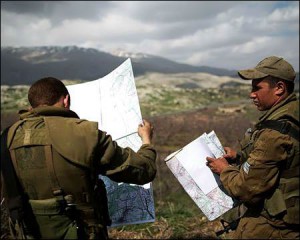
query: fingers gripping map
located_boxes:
[67,59,155,226]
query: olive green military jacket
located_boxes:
[220,93,299,224]
[5,106,156,227]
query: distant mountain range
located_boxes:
[1,46,298,88]
[1,46,239,85]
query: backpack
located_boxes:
[1,127,80,239]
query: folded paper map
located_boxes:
[165,131,234,221]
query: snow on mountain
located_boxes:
[110,48,151,59]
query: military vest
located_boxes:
[6,115,110,239]
[238,117,299,225]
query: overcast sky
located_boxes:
[1,1,299,71]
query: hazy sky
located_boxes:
[1,1,299,71]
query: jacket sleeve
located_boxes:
[220,129,292,205]
[95,130,157,185]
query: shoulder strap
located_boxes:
[256,119,299,178]
[1,127,24,222]
[255,120,299,141]
[44,145,65,199]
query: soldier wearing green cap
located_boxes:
[1,77,157,239]
[206,56,299,238]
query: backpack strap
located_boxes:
[44,145,65,198]
[256,119,299,178]
[255,120,299,141]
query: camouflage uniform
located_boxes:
[3,106,157,239]
[220,93,299,239]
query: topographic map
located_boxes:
[67,59,155,226]
[97,59,143,140]
[99,176,155,226]
[165,131,234,221]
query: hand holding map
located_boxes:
[138,119,153,145]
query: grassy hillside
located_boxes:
[1,72,251,122]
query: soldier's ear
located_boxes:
[63,94,70,109]
[275,81,286,96]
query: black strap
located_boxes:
[1,127,25,222]
[255,120,299,141]
[1,127,20,197]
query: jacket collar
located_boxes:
[19,106,79,119]
[258,93,298,123]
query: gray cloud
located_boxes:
[1,1,299,71]
[1,1,114,24]
[1,1,49,14]
[122,1,239,23]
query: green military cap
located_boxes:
[238,56,296,82]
